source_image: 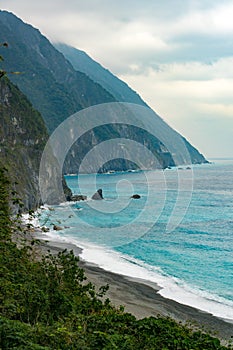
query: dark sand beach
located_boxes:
[36,235,233,342]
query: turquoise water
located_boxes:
[38,159,233,321]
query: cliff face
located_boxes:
[0,77,71,209]
[0,77,47,209]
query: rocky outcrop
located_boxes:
[0,77,71,209]
[0,76,46,209]
[53,225,63,231]
[70,194,87,201]
[91,189,103,200]
[131,194,141,199]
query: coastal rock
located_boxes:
[41,226,50,232]
[70,194,87,201]
[63,178,73,201]
[131,194,141,199]
[92,189,103,200]
[53,225,63,231]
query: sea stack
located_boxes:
[92,189,104,200]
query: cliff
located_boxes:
[0,77,71,209]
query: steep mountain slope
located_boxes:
[0,10,116,133]
[0,11,207,174]
[56,43,208,168]
[0,76,71,209]
[55,43,148,107]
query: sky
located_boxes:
[2,0,233,158]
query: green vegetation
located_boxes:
[0,168,232,349]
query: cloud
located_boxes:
[120,57,233,157]
[120,58,233,104]
[3,0,233,72]
[198,103,233,118]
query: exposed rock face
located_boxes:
[62,178,73,203]
[91,189,103,200]
[0,77,47,210]
[0,77,71,209]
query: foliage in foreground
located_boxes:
[0,167,232,349]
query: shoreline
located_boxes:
[36,234,233,341]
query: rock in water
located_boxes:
[131,194,141,199]
[92,189,103,200]
[53,225,63,231]
[70,195,87,201]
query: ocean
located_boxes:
[38,159,233,322]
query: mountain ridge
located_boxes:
[0,10,116,133]
[55,43,208,168]
[55,43,149,107]
[0,10,208,177]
